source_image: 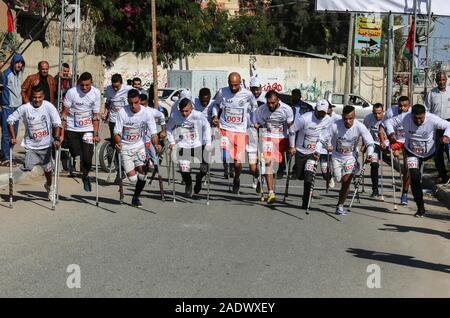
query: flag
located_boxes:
[6,2,14,42]
[403,21,414,59]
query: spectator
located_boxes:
[54,62,73,102]
[21,61,57,104]
[132,77,147,96]
[0,53,25,166]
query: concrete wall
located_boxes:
[354,67,385,104]
[0,1,7,33]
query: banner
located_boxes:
[354,15,382,57]
[316,0,450,17]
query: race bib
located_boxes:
[179,160,191,172]
[224,107,244,124]
[305,159,317,172]
[181,128,197,141]
[28,119,49,140]
[74,111,93,128]
[221,136,230,149]
[82,132,94,145]
[263,141,274,153]
[303,135,317,150]
[266,122,284,134]
[409,140,427,155]
[123,126,142,142]
[344,162,356,174]
[407,156,419,169]
[371,152,379,163]
[135,147,147,162]
[336,139,354,154]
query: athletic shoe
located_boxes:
[266,192,276,204]
[232,178,240,194]
[329,177,335,189]
[44,183,54,201]
[252,177,257,189]
[82,177,92,192]
[131,196,143,208]
[194,176,203,194]
[185,182,193,197]
[370,189,379,198]
[414,205,426,217]
[400,192,408,205]
[335,206,347,215]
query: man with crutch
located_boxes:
[288,100,332,210]
[7,84,62,203]
[315,106,374,215]
[167,98,212,198]
[252,90,293,204]
[114,89,161,207]
[384,104,450,217]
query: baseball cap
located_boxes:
[180,89,192,101]
[316,99,328,112]
[250,77,261,88]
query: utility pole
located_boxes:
[386,13,394,109]
[344,13,355,105]
[151,0,158,109]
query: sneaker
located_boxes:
[370,189,379,198]
[185,182,193,197]
[131,196,143,208]
[266,192,276,204]
[194,176,202,194]
[82,177,92,192]
[414,205,426,217]
[329,177,335,189]
[335,205,347,215]
[252,177,257,189]
[400,192,408,205]
[44,183,54,201]
[232,178,240,194]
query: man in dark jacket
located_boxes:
[21,60,57,105]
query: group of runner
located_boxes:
[6,71,450,217]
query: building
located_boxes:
[198,0,240,16]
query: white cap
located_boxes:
[180,89,192,101]
[250,77,261,88]
[316,99,328,112]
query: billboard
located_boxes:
[316,0,450,17]
[354,15,382,57]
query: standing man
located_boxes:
[167,98,212,196]
[379,96,411,205]
[249,77,265,185]
[0,53,25,166]
[253,90,293,203]
[21,61,56,105]
[291,89,313,119]
[60,72,101,192]
[425,71,450,184]
[363,103,386,197]
[114,89,161,207]
[385,104,450,217]
[7,85,61,200]
[212,72,258,194]
[289,100,333,209]
[132,77,148,96]
[54,62,73,102]
[315,106,374,215]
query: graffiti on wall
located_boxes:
[299,79,333,101]
[104,70,168,89]
[262,82,283,92]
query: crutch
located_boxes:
[283,152,293,202]
[326,151,331,194]
[257,134,264,201]
[349,160,368,210]
[55,143,62,203]
[94,141,99,206]
[361,151,365,193]
[399,154,404,195]
[51,147,60,210]
[107,148,116,182]
[118,151,124,204]
[206,152,211,206]
[157,163,165,202]
[380,149,385,202]
[305,159,319,215]
[390,147,398,211]
[9,147,13,209]
[171,149,176,202]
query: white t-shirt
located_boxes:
[382,105,411,143]
[114,105,157,151]
[193,98,215,123]
[289,111,332,155]
[7,101,61,150]
[254,102,294,139]
[105,84,132,123]
[212,87,257,133]
[316,119,374,160]
[329,112,341,123]
[167,110,211,149]
[64,86,101,132]
[363,112,386,146]
[385,112,450,158]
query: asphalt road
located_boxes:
[0,161,449,298]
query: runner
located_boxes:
[249,77,266,106]
[114,89,161,207]
[103,73,132,183]
[7,84,61,200]
[362,103,387,197]
[167,98,212,197]
[379,96,411,205]
[384,104,450,217]
[315,105,374,215]
[193,87,215,124]
[60,72,101,192]
[212,72,258,194]
[249,77,265,186]
[253,90,293,203]
[288,100,333,209]
[327,101,341,123]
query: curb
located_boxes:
[423,174,450,209]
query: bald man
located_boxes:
[22,61,57,104]
[212,72,258,194]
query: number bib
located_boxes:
[409,140,427,155]
[336,139,354,154]
[135,147,147,162]
[263,141,274,153]
[266,122,284,134]
[179,160,191,172]
[221,136,230,149]
[344,162,356,174]
[225,107,244,124]
[305,159,317,172]
[303,135,317,150]
[180,128,197,142]
[82,132,94,145]
[28,119,49,140]
[123,126,142,142]
[74,111,93,128]
[371,152,379,163]
[407,156,419,169]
